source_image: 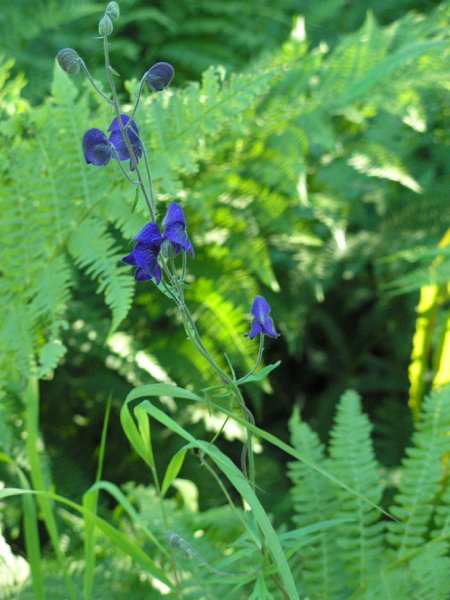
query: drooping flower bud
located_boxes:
[106,1,120,21]
[145,62,175,92]
[56,48,81,75]
[99,14,113,36]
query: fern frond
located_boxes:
[328,390,385,587]
[68,218,135,333]
[348,141,422,193]
[409,540,450,600]
[0,296,36,382]
[316,13,393,104]
[431,463,450,539]
[365,538,450,600]
[29,257,72,322]
[387,385,450,556]
[287,409,347,599]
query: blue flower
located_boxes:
[82,114,142,169]
[82,128,112,166]
[122,222,163,283]
[108,114,143,170]
[162,202,194,256]
[145,62,175,91]
[122,203,194,282]
[245,295,280,340]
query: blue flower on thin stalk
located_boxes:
[108,114,143,169]
[145,62,175,92]
[122,202,194,282]
[245,295,280,340]
[82,113,142,169]
[162,202,194,256]
[122,222,163,283]
[82,128,112,166]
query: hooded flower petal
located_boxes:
[122,222,163,283]
[162,202,194,256]
[122,252,137,267]
[145,62,175,91]
[108,114,142,169]
[82,128,112,166]
[108,114,140,134]
[133,222,164,246]
[245,295,280,340]
[133,242,162,283]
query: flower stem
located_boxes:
[174,280,257,487]
[149,464,182,597]
[236,334,265,384]
[80,59,114,104]
[100,35,258,491]
[102,35,156,220]
[110,146,140,184]
[125,75,146,130]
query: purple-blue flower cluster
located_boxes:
[82,114,142,170]
[122,202,194,283]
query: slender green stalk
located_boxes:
[140,142,157,213]
[199,455,261,548]
[25,378,77,600]
[176,294,257,487]
[101,35,183,595]
[236,334,265,384]
[149,463,182,597]
[102,35,156,220]
[124,75,146,130]
[80,60,113,104]
[83,396,112,600]
[95,23,258,494]
[111,146,140,184]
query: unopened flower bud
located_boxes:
[56,48,81,75]
[145,62,175,92]
[106,1,120,21]
[99,14,113,36]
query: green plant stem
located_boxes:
[125,75,146,130]
[174,282,257,488]
[83,397,112,600]
[149,462,183,598]
[100,33,257,490]
[102,35,156,220]
[25,378,77,600]
[140,142,157,212]
[199,456,261,549]
[110,146,139,184]
[80,60,114,104]
[236,334,265,384]
[102,35,183,595]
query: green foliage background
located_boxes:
[0,0,449,597]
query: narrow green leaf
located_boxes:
[161,448,188,497]
[85,480,168,556]
[83,397,111,600]
[127,400,300,600]
[24,378,76,600]
[0,488,173,589]
[241,361,282,384]
[125,384,395,521]
[127,383,203,403]
[0,455,45,600]
[120,396,155,468]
